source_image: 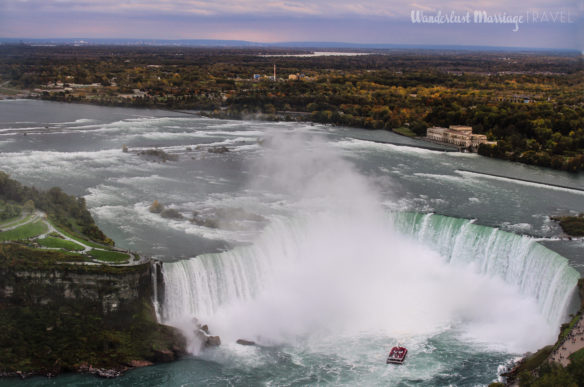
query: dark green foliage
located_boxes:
[516,346,554,376]
[1,46,581,170]
[0,243,86,269]
[0,301,184,375]
[0,202,21,221]
[0,171,112,245]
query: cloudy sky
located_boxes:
[0,0,581,49]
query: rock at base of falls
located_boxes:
[192,318,221,347]
[236,339,256,346]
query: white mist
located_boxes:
[162,131,568,355]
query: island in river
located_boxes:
[0,172,186,378]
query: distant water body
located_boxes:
[0,100,582,386]
[259,51,372,57]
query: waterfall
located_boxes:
[392,212,579,326]
[158,212,579,352]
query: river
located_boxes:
[0,99,582,386]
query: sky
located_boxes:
[0,0,581,49]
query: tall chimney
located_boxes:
[273,64,276,81]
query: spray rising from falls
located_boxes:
[157,132,579,354]
[393,212,579,327]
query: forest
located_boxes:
[0,45,582,170]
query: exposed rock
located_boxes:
[191,211,219,229]
[138,148,178,162]
[128,360,154,368]
[122,144,128,153]
[78,363,124,379]
[149,200,164,214]
[236,339,256,346]
[207,146,229,154]
[192,320,221,348]
[153,349,176,363]
[94,368,122,378]
[190,207,266,230]
[160,208,183,219]
[206,335,221,347]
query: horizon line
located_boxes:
[0,38,581,53]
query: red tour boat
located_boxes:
[386,345,407,364]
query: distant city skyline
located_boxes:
[0,0,581,50]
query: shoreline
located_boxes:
[503,279,584,385]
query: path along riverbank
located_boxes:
[549,315,584,366]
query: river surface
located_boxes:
[0,100,582,386]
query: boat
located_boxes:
[386,345,407,364]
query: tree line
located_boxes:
[1,45,582,170]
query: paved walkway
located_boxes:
[0,212,39,231]
[549,316,584,366]
[2,209,148,266]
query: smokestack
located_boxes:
[274,64,276,81]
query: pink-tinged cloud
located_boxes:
[2,0,579,18]
[0,0,581,49]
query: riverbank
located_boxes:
[502,279,584,386]
[0,174,187,379]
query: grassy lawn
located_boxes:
[0,213,33,229]
[0,220,48,242]
[392,127,417,137]
[88,249,129,263]
[0,215,22,227]
[37,236,85,251]
[52,226,109,249]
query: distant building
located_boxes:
[426,125,495,151]
[288,74,298,80]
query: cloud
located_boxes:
[0,0,580,49]
[4,0,576,18]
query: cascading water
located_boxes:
[159,211,578,354]
[154,131,578,384]
[392,212,579,327]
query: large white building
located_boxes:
[427,125,495,150]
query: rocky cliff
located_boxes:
[0,245,186,378]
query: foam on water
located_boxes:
[158,132,578,360]
[335,138,440,156]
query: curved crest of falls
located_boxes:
[159,211,579,356]
[1,101,583,386]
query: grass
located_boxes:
[556,314,581,350]
[88,249,130,263]
[517,345,554,373]
[0,215,22,227]
[392,127,417,137]
[0,220,48,242]
[0,213,34,229]
[37,236,85,251]
[53,226,110,249]
[569,347,584,363]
